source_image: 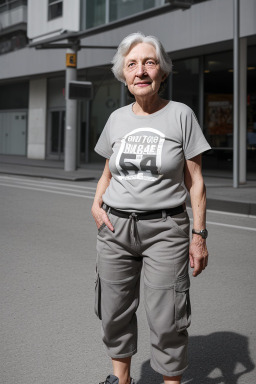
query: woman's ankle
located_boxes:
[112,357,132,384]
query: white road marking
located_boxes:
[1,176,255,231]
[187,206,256,219]
[0,179,95,194]
[0,175,96,190]
[206,220,256,232]
[0,182,94,199]
[189,217,256,232]
[207,208,256,219]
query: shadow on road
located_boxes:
[137,332,255,384]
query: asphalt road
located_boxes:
[0,175,256,384]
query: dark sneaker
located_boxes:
[99,374,135,384]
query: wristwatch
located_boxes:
[192,228,208,239]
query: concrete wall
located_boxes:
[27,0,80,40]
[27,78,47,159]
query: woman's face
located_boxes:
[123,42,166,99]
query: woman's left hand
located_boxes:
[189,236,208,277]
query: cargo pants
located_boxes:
[95,207,191,377]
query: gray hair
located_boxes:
[111,32,172,83]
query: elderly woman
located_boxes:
[92,32,210,384]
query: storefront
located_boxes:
[172,45,256,173]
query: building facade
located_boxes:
[0,0,255,178]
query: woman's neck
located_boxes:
[132,96,169,116]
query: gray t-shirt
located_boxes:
[95,101,211,211]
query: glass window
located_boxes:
[0,82,29,109]
[81,0,209,30]
[204,51,233,149]
[172,57,200,117]
[85,0,106,29]
[247,45,256,173]
[48,0,63,20]
[109,0,155,23]
[80,66,121,162]
[83,0,164,30]
[49,111,65,157]
[247,46,256,134]
[0,32,27,55]
[203,51,233,170]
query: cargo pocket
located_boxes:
[94,274,102,320]
[175,274,191,332]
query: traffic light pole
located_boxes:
[233,0,239,188]
[65,43,78,171]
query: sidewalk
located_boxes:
[1,154,256,216]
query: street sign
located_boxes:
[66,53,77,67]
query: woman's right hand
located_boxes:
[91,159,114,232]
[91,202,114,232]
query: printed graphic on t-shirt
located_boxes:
[115,127,165,181]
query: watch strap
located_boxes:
[192,228,208,239]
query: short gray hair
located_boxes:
[111,32,172,83]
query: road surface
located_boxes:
[0,174,255,384]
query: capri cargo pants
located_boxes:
[95,205,191,377]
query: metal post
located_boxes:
[233,0,239,188]
[65,43,78,171]
[199,56,204,129]
[239,37,247,184]
[85,101,90,163]
[105,0,110,24]
[77,100,81,168]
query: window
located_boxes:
[48,0,63,20]
[204,51,233,149]
[0,82,29,109]
[109,0,155,23]
[172,57,200,117]
[0,32,28,55]
[82,0,167,30]
[85,0,106,29]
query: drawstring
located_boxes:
[129,213,140,251]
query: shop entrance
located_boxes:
[48,110,65,160]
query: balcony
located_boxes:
[0,0,27,34]
[0,0,27,54]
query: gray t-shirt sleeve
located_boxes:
[181,107,211,159]
[94,115,112,159]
